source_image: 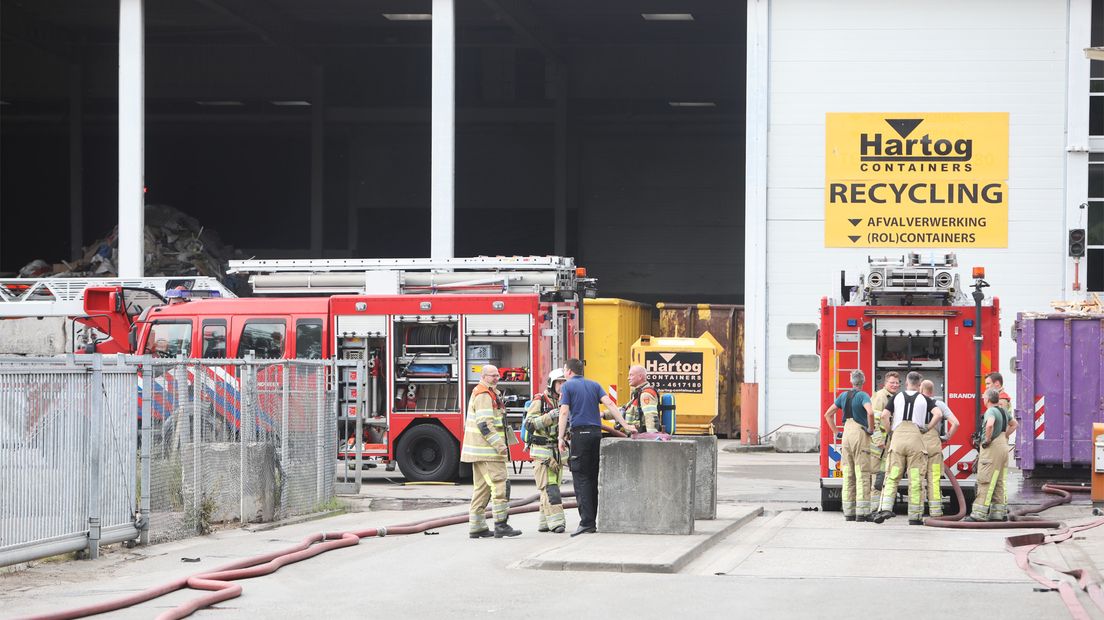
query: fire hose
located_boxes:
[923,464,1088,529]
[23,492,576,620]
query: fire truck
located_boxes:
[65,257,588,483]
[818,253,1000,512]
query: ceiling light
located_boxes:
[642,13,694,21]
[383,13,432,21]
[196,100,244,106]
[669,101,716,108]
[270,100,311,106]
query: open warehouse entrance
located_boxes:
[1,1,744,304]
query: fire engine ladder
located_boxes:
[833,327,863,399]
[227,256,581,296]
[0,276,236,318]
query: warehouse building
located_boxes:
[1,0,1101,433]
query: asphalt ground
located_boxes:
[1,441,1099,619]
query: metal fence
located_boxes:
[0,356,139,566]
[143,359,337,544]
[0,355,338,566]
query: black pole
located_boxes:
[971,278,988,431]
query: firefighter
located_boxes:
[984,372,1012,415]
[623,364,661,434]
[873,371,942,525]
[525,369,567,533]
[460,365,521,538]
[919,380,959,518]
[868,371,899,505]
[823,370,875,521]
[965,388,1018,522]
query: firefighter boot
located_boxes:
[494,521,522,538]
[469,529,494,539]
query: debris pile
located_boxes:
[1050,293,1103,314]
[18,205,242,286]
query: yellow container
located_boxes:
[630,333,723,435]
[583,298,654,403]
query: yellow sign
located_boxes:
[825,112,1008,248]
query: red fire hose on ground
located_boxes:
[22,492,575,620]
[923,466,1088,529]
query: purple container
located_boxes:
[1014,313,1104,473]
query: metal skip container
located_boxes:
[583,298,655,402]
[656,304,744,437]
[631,333,723,435]
[1014,312,1104,474]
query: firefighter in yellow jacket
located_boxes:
[525,369,567,533]
[461,365,521,538]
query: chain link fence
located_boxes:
[1,355,337,565]
[144,359,336,544]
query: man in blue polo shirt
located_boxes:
[556,358,636,536]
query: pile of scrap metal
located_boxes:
[17,204,245,291]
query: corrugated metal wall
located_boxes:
[763,0,1070,430]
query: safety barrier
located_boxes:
[0,355,338,567]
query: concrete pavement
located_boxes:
[0,441,1097,619]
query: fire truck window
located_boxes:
[201,321,227,358]
[238,321,286,359]
[788,355,819,372]
[144,322,192,358]
[295,320,323,359]
[786,323,818,340]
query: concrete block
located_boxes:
[0,317,72,355]
[774,430,819,453]
[675,435,718,519]
[181,442,277,523]
[597,438,696,535]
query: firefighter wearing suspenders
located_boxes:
[460,365,522,538]
[823,370,875,521]
[873,371,943,525]
[624,365,661,434]
[965,388,1018,522]
[525,369,567,533]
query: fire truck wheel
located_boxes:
[396,424,459,482]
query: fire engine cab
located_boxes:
[76,256,589,483]
[818,253,1000,512]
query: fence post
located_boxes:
[140,356,152,545]
[241,356,254,524]
[281,362,290,516]
[316,365,325,504]
[87,355,104,560]
[190,362,201,532]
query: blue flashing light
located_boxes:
[963,319,974,327]
[846,319,858,327]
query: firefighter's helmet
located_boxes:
[547,368,566,393]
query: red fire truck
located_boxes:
[74,257,589,482]
[818,253,1000,512]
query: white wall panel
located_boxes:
[762,0,1070,431]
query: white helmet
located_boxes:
[547,368,566,392]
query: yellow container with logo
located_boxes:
[630,333,722,435]
[583,298,654,403]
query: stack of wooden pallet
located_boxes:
[1050,293,1103,313]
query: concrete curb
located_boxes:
[721,443,775,454]
[517,506,763,574]
[242,509,345,533]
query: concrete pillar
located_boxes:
[430,0,455,259]
[117,0,145,277]
[310,66,325,258]
[69,64,84,261]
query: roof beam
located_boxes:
[191,0,316,63]
[481,0,563,66]
[0,0,74,62]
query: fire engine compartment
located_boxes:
[818,254,1001,512]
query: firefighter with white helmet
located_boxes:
[525,368,567,533]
